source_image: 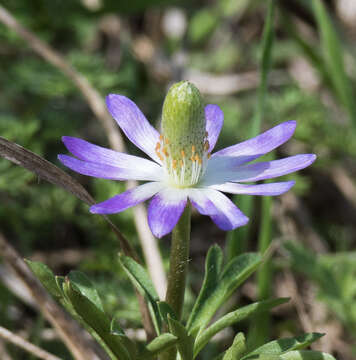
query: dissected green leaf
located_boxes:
[68,270,104,312]
[137,333,178,359]
[194,298,288,357]
[25,259,62,299]
[63,279,131,360]
[188,252,262,337]
[242,333,324,359]
[118,253,161,334]
[223,332,247,360]
[168,316,194,360]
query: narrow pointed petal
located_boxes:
[213,120,297,163]
[203,154,316,185]
[205,104,224,152]
[148,188,188,238]
[234,154,316,182]
[188,188,249,231]
[90,182,164,214]
[62,136,162,172]
[210,180,296,196]
[58,154,163,181]
[106,94,161,163]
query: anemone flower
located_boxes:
[58,82,315,238]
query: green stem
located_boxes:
[166,203,191,320]
[161,204,191,360]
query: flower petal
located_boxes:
[205,104,224,152]
[62,136,163,173]
[213,120,297,163]
[209,180,295,196]
[106,94,161,163]
[203,154,316,185]
[90,182,164,214]
[147,188,188,238]
[58,154,163,181]
[234,154,316,182]
[188,188,249,231]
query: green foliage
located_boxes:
[137,334,178,359]
[194,298,289,357]
[285,241,356,335]
[222,333,247,360]
[167,316,194,360]
[118,253,162,335]
[242,333,324,359]
[311,0,356,126]
[25,259,63,299]
[187,251,262,337]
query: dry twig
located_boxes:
[0,233,104,360]
[0,326,62,360]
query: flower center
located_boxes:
[155,133,211,187]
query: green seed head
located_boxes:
[159,81,209,187]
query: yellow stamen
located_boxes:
[159,134,164,141]
[172,159,177,169]
[191,145,196,154]
[180,150,185,158]
[155,142,161,150]
[179,159,184,168]
[207,153,211,159]
[197,155,202,165]
[156,149,164,161]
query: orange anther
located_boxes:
[155,142,161,150]
[190,155,195,162]
[207,153,211,159]
[195,154,199,161]
[180,150,185,158]
[163,147,169,157]
[172,159,177,169]
[179,160,184,168]
[165,138,170,144]
[192,145,196,154]
[159,134,164,141]
[204,140,210,151]
[156,149,164,161]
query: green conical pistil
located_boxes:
[158,81,209,187]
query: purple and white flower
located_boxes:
[58,91,315,238]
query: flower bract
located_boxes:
[58,82,316,238]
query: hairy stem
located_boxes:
[162,204,191,360]
[166,204,191,318]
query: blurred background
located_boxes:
[0,0,356,359]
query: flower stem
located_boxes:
[165,203,191,320]
[161,204,191,360]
